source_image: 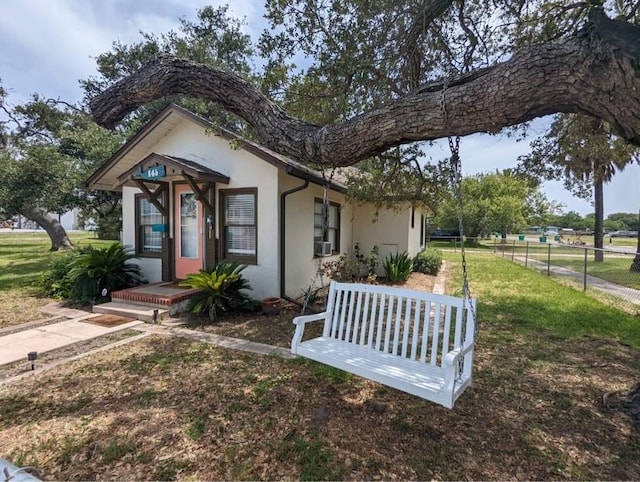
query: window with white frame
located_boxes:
[136,195,163,256]
[314,198,340,255]
[221,188,257,264]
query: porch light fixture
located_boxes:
[27,351,37,371]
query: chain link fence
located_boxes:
[493,238,640,304]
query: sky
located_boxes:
[1,0,638,217]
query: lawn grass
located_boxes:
[0,231,113,327]
[444,252,640,348]
[492,242,640,290]
[552,256,640,290]
[0,246,639,480]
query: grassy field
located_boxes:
[491,241,640,290]
[0,248,639,479]
[0,231,112,327]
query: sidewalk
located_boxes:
[0,312,142,365]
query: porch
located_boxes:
[93,282,201,322]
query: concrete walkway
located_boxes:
[0,313,142,365]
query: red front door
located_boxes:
[174,184,204,279]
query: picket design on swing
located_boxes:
[291,281,476,408]
[291,76,477,409]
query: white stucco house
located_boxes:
[87,104,429,300]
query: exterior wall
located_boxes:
[352,205,415,272]
[280,172,353,298]
[122,186,163,282]
[124,119,280,300]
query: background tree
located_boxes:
[434,171,542,240]
[0,97,124,250]
[519,114,639,262]
[549,210,589,231]
[81,5,254,132]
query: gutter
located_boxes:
[279,171,310,304]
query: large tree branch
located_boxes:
[90,12,640,167]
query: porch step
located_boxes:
[93,302,170,323]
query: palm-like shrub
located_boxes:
[383,251,413,284]
[180,261,253,321]
[67,243,145,305]
[413,248,443,275]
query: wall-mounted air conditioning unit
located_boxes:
[314,241,332,257]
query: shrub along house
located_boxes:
[87,104,428,306]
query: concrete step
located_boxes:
[109,297,168,309]
[92,302,169,323]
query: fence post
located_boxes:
[525,241,529,267]
[493,237,496,254]
[512,240,516,262]
[583,247,588,292]
[547,243,551,276]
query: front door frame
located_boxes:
[172,180,218,279]
[173,183,205,279]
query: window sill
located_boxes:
[137,252,162,259]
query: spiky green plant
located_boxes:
[67,243,145,304]
[382,251,413,284]
[180,261,253,321]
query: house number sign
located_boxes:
[138,165,166,180]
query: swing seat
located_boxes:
[291,281,476,409]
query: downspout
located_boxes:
[280,173,310,304]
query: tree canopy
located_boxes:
[434,171,544,238]
[0,94,124,249]
[89,3,640,169]
[519,113,639,260]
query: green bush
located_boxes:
[320,244,379,283]
[413,248,443,275]
[67,243,145,305]
[382,251,413,284]
[180,261,253,321]
[39,248,88,299]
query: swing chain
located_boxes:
[441,77,478,383]
[302,167,337,315]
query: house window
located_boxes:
[221,188,257,264]
[420,214,425,246]
[314,198,340,255]
[135,195,163,256]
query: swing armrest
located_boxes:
[443,343,474,366]
[291,312,327,354]
[292,312,327,326]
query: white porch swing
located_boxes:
[290,84,478,409]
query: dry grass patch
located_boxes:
[1,332,639,481]
[0,289,55,328]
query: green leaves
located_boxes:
[413,248,443,276]
[436,172,539,238]
[179,261,253,321]
[383,252,413,284]
[66,243,145,305]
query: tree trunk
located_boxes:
[593,178,604,262]
[20,208,74,251]
[631,209,640,272]
[90,11,640,167]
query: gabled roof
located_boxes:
[117,153,230,187]
[87,103,347,192]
